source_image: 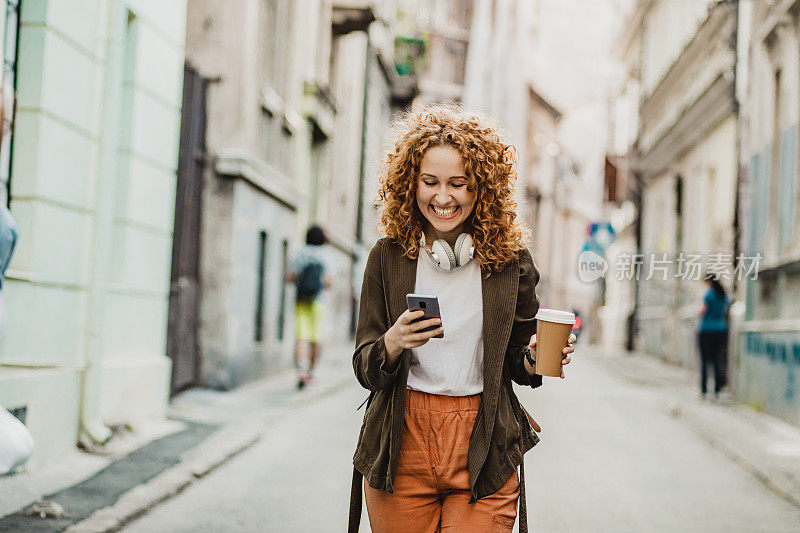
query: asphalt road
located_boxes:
[121,351,800,532]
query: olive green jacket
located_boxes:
[349,238,543,532]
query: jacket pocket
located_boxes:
[492,514,516,532]
[356,388,391,467]
[495,390,522,456]
[505,379,537,444]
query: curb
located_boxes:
[590,346,800,510]
[64,425,261,533]
[63,370,354,532]
[676,404,800,510]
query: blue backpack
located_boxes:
[296,260,324,302]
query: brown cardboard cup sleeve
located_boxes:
[534,309,575,377]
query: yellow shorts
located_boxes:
[295,300,322,343]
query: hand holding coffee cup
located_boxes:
[528,333,575,378]
[528,309,576,378]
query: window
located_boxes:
[259,0,278,162]
[261,0,280,91]
[1,0,22,207]
[277,238,288,340]
[258,0,294,175]
[255,231,268,342]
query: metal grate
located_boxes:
[8,404,26,424]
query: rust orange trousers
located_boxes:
[364,389,519,532]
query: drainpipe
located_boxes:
[626,169,643,353]
[355,31,371,243]
[80,4,129,444]
[351,30,371,336]
[729,0,744,396]
[731,0,742,296]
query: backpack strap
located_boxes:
[349,391,374,532]
[520,404,541,433]
[519,460,528,533]
[517,401,540,532]
[348,466,363,532]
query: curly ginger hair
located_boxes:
[377,104,530,272]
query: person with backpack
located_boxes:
[289,225,332,389]
[348,105,575,532]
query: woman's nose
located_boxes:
[435,187,450,204]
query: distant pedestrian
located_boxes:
[571,307,582,340]
[348,105,575,533]
[288,225,332,389]
[697,274,730,400]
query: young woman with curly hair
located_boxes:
[348,105,575,533]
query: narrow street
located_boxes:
[4,3,800,533]
[120,349,800,533]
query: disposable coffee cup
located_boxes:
[534,309,576,377]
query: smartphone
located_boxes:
[406,293,444,339]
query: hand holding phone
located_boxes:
[383,294,445,359]
[406,294,444,339]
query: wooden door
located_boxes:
[167,63,207,394]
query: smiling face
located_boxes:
[416,144,477,246]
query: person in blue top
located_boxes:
[697,274,730,400]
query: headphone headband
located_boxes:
[420,232,474,271]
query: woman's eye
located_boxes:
[452,183,466,188]
[423,181,437,187]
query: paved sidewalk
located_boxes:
[589,345,800,509]
[0,342,355,533]
[0,419,187,518]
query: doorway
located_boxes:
[167,62,208,394]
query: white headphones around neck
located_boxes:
[421,233,475,271]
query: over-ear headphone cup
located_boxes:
[432,239,457,270]
[454,233,473,267]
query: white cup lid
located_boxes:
[535,308,576,325]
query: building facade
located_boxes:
[628,0,739,368]
[184,0,417,389]
[522,85,562,307]
[328,1,417,326]
[464,0,609,333]
[600,0,645,353]
[614,0,800,428]
[406,0,472,105]
[185,0,344,388]
[463,0,530,171]
[737,0,800,426]
[0,0,186,465]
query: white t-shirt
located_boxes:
[406,250,484,396]
[291,244,332,277]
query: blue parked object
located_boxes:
[0,204,18,289]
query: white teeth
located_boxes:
[432,206,457,217]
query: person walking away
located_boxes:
[697,274,730,401]
[288,225,332,389]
